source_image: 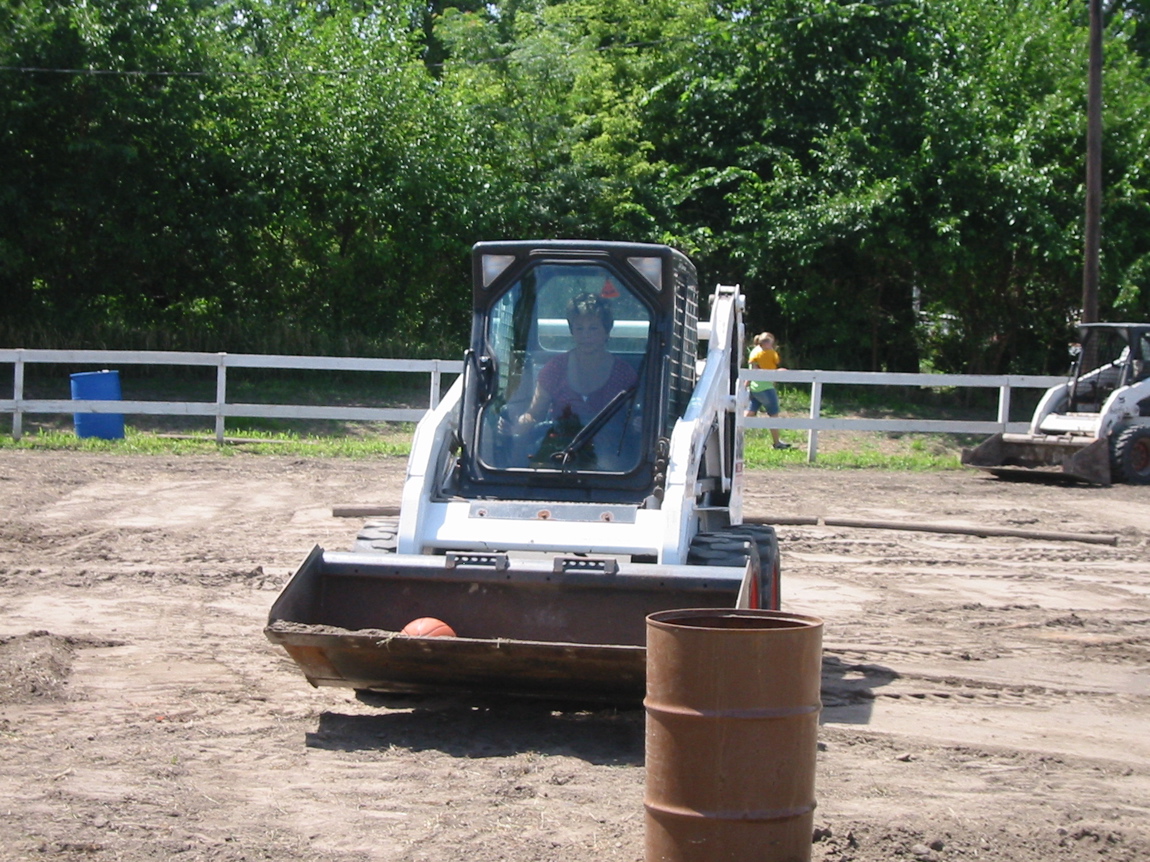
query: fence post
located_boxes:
[806,380,822,463]
[215,353,227,444]
[997,381,1012,429]
[429,361,442,408]
[12,349,24,441]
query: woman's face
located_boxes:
[570,313,609,352]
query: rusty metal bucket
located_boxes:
[266,547,747,703]
[644,609,824,862]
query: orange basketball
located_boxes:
[401,617,456,638]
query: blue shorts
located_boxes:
[748,387,779,415]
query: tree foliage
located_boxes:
[3,0,1150,369]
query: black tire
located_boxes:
[353,517,399,553]
[1110,426,1150,484]
[686,524,781,611]
[726,524,781,611]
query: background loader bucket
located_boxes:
[961,433,1111,486]
[265,547,745,704]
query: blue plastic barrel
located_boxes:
[70,370,125,440]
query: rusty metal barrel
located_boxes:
[644,608,824,862]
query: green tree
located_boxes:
[7,0,1150,369]
[215,0,478,347]
[435,0,708,240]
[0,0,245,339]
[641,0,1150,373]
[644,0,933,369]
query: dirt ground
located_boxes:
[1,449,1148,862]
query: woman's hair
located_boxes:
[566,293,614,331]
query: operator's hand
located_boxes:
[499,412,535,435]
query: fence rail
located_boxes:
[741,368,1067,461]
[0,348,462,443]
[2,348,1067,458]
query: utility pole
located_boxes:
[1083,0,1103,324]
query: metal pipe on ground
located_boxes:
[821,517,1118,546]
[743,514,1118,545]
[644,609,824,862]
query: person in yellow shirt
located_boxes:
[745,332,792,450]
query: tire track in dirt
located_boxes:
[3,455,1150,861]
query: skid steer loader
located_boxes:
[962,322,1150,485]
[266,240,781,703]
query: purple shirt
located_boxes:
[537,354,638,423]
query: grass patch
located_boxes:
[744,428,972,471]
[0,425,415,458]
[4,424,976,472]
[737,381,1007,470]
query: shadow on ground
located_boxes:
[819,654,898,726]
[307,697,645,765]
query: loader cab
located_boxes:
[454,240,699,503]
[1068,323,1150,412]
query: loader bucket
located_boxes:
[961,433,1112,486]
[265,546,745,704]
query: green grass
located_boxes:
[0,426,415,458]
[743,429,968,471]
[733,382,1001,470]
[3,424,973,471]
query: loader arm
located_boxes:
[661,284,744,565]
[397,375,463,556]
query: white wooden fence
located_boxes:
[0,348,462,443]
[742,368,1066,461]
[1,348,1066,458]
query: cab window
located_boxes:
[475,262,653,473]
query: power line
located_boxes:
[0,65,374,77]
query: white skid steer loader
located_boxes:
[962,322,1150,485]
[266,240,782,702]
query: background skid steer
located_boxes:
[962,322,1150,485]
[266,240,780,703]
